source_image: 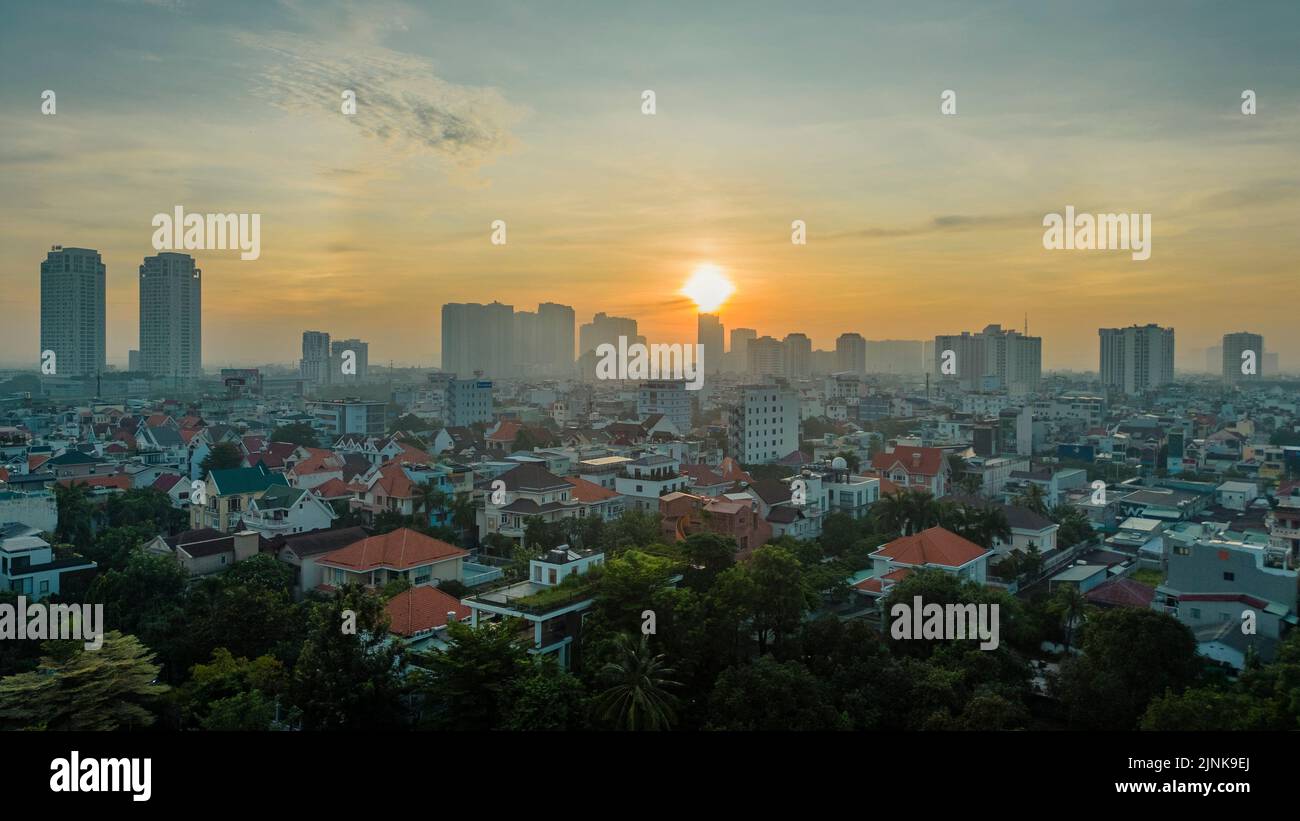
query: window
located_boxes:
[1223,571,1235,581]
[40,580,50,595]
[1190,608,1201,618]
[548,568,557,584]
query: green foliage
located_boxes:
[421,619,530,730]
[0,632,168,731]
[593,633,680,730]
[707,655,846,730]
[200,441,244,476]
[269,422,320,448]
[502,657,591,730]
[53,482,94,548]
[1052,607,1200,730]
[291,587,408,730]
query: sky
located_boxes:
[2,0,1298,372]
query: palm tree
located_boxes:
[594,633,681,731]
[1015,483,1049,516]
[448,492,478,538]
[874,490,909,535]
[877,489,942,536]
[412,481,448,528]
[956,474,984,496]
[1048,584,1089,653]
[969,505,1012,550]
[902,489,941,535]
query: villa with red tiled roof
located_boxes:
[316,527,467,590]
[385,585,471,650]
[870,446,950,496]
[868,525,990,583]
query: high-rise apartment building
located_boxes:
[835,333,867,374]
[1098,324,1175,395]
[441,301,517,379]
[934,324,1041,394]
[783,333,812,379]
[40,246,105,378]
[1222,332,1264,385]
[867,339,925,374]
[331,338,369,383]
[747,336,786,378]
[536,302,575,375]
[139,252,201,379]
[698,313,724,375]
[578,311,642,357]
[300,331,331,386]
[727,385,799,464]
[729,328,756,373]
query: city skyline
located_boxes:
[3,1,1299,371]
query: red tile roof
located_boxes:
[871,446,945,477]
[317,527,468,571]
[152,473,184,492]
[311,477,354,499]
[564,476,619,502]
[59,475,132,491]
[487,420,522,443]
[385,586,470,636]
[1085,577,1155,608]
[872,526,987,568]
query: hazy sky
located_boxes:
[2,0,1298,371]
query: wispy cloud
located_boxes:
[239,32,524,169]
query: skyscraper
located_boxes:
[1098,324,1175,395]
[934,324,1041,394]
[747,336,785,378]
[729,328,756,373]
[300,331,331,386]
[441,302,516,379]
[783,333,812,379]
[698,313,724,375]
[1222,332,1264,384]
[537,302,575,375]
[40,246,105,378]
[331,338,369,383]
[139,252,201,379]
[578,312,642,356]
[835,333,866,374]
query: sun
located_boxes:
[681,264,735,313]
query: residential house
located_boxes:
[0,524,95,599]
[144,528,264,576]
[190,463,289,532]
[315,527,468,591]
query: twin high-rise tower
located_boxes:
[40,246,201,379]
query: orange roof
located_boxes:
[317,527,468,571]
[312,477,354,499]
[385,586,470,636]
[564,476,619,502]
[872,526,987,568]
[871,446,945,477]
[0,467,8,483]
[388,441,434,465]
[487,420,522,443]
[293,448,343,475]
[717,457,753,484]
[28,454,51,472]
[368,461,415,499]
[58,475,132,491]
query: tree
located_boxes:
[717,545,812,655]
[1015,483,1049,516]
[200,441,244,476]
[291,587,408,730]
[707,655,847,730]
[105,488,186,534]
[679,532,736,591]
[269,422,319,448]
[874,489,941,536]
[600,509,663,555]
[53,482,94,548]
[1052,608,1199,730]
[389,414,437,435]
[422,619,530,730]
[593,633,680,730]
[502,657,591,730]
[1047,584,1090,653]
[0,632,168,731]
[448,492,478,540]
[1051,503,1094,548]
[1140,687,1269,731]
[176,648,289,731]
[412,481,448,527]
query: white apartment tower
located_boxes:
[139,252,201,379]
[934,324,1041,395]
[1099,324,1175,395]
[40,246,106,378]
[728,385,799,464]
